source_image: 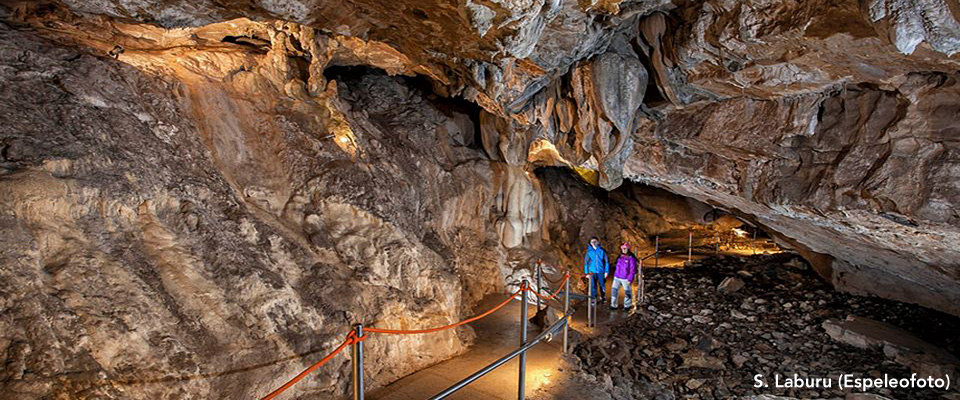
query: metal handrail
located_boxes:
[344,270,576,400]
[640,251,659,261]
[350,234,780,400]
[427,308,575,400]
[645,248,693,260]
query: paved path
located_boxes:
[370,251,761,399]
[368,291,620,400]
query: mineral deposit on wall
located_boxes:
[1,0,959,398]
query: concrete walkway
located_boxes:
[369,251,756,400]
[367,291,618,400]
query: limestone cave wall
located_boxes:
[0,14,706,397]
[2,0,960,398]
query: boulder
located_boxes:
[822,316,959,379]
[679,349,725,370]
[784,257,809,270]
[731,354,748,368]
[718,277,745,293]
[685,378,704,390]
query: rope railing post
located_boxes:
[563,273,570,353]
[264,287,533,399]
[518,280,528,400]
[655,236,660,268]
[688,231,692,263]
[592,273,598,327]
[593,281,600,328]
[639,257,645,304]
[715,232,720,255]
[352,324,364,400]
[586,273,591,328]
[535,261,542,311]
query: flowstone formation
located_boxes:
[2,0,960,398]
[0,22,485,399]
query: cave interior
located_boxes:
[0,0,959,399]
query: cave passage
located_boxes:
[1,2,959,400]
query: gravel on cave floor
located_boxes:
[571,253,960,400]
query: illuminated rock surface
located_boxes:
[1,0,959,398]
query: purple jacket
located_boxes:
[613,254,638,282]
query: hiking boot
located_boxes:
[609,305,617,310]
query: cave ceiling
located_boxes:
[4,0,960,315]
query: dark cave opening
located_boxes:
[322,63,382,83]
[220,35,271,52]
[324,64,485,152]
[533,166,786,266]
[641,74,669,107]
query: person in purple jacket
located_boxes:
[610,242,638,310]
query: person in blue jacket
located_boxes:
[583,236,609,302]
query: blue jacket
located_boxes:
[583,245,609,274]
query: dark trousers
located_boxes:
[590,272,606,300]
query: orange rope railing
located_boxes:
[539,268,567,284]
[365,286,525,335]
[529,288,556,303]
[529,273,570,303]
[261,271,578,399]
[261,284,533,399]
[261,331,364,400]
[549,274,569,298]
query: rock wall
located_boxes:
[626,76,960,315]
[464,0,960,316]
[0,9,731,396]
[0,12,719,396]
[0,18,522,398]
[3,0,960,396]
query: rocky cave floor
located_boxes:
[570,254,960,400]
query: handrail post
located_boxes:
[563,273,570,353]
[593,286,598,327]
[353,324,364,400]
[688,231,692,263]
[518,280,528,400]
[586,274,591,328]
[536,261,542,311]
[715,232,719,255]
[639,257,644,304]
[655,236,660,268]
[592,273,598,327]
